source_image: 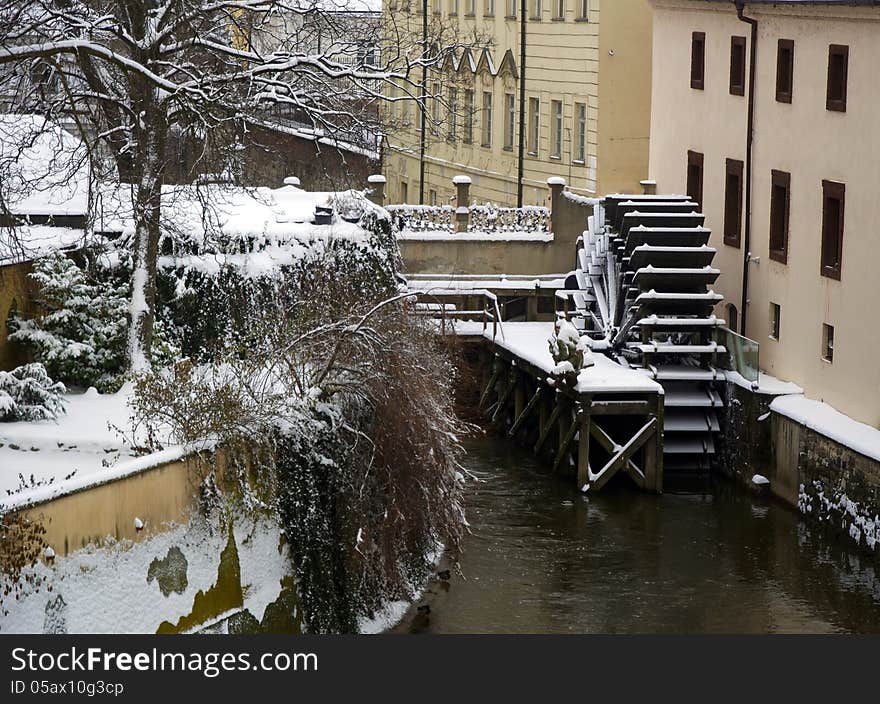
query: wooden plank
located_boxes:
[589,417,657,492]
[534,400,564,455]
[589,400,652,415]
[508,386,544,438]
[553,412,580,473]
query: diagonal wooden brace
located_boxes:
[588,417,656,492]
[508,386,544,438]
[589,420,647,488]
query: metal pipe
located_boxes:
[735,0,757,337]
[516,0,527,207]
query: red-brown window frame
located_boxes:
[826,44,848,112]
[776,39,794,103]
[768,169,790,264]
[820,179,845,280]
[686,150,704,210]
[729,36,746,96]
[691,32,705,90]
[723,158,744,247]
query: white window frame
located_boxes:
[529,97,540,154]
[504,93,516,149]
[575,101,586,162]
[551,99,563,158]
[482,90,493,147]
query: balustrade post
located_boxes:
[453,175,471,233]
[547,176,566,233]
[640,179,657,195]
[367,174,386,206]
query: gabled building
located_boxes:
[646,0,880,426]
[382,0,654,206]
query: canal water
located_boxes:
[404,437,880,633]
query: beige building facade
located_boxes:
[647,0,880,426]
[382,0,653,206]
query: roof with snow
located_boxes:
[0,115,90,217]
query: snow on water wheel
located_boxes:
[570,194,726,477]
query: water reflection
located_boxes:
[412,438,880,634]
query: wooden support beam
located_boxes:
[479,362,502,410]
[508,386,544,438]
[588,417,657,492]
[491,370,518,424]
[553,411,581,473]
[577,412,591,490]
[644,397,664,493]
[589,400,652,415]
[589,420,645,489]
[534,399,564,456]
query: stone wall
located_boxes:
[714,379,775,487]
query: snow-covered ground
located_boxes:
[0,384,185,509]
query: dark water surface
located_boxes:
[412,438,880,633]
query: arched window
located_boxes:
[726,303,738,332]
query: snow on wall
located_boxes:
[798,479,880,552]
[0,514,292,634]
[771,394,880,463]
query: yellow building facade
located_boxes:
[382,0,653,206]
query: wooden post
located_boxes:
[553,411,580,474]
[577,407,591,491]
[644,395,664,493]
[534,398,564,456]
[453,175,471,233]
[514,378,526,422]
[366,174,386,206]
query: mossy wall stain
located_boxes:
[156,526,243,634]
[147,546,188,596]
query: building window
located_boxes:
[448,88,458,139]
[686,150,703,210]
[578,0,588,19]
[401,180,408,203]
[433,0,442,13]
[822,324,834,363]
[429,189,438,206]
[551,100,563,157]
[504,93,515,149]
[691,32,705,90]
[826,44,848,112]
[726,303,738,332]
[464,89,474,143]
[574,102,586,162]
[553,0,564,19]
[769,303,781,340]
[769,169,790,264]
[530,0,541,18]
[776,39,794,103]
[431,82,441,134]
[507,0,516,16]
[722,158,743,247]
[529,97,540,154]
[482,90,493,147]
[820,179,845,280]
[450,0,458,13]
[729,36,746,96]
[466,0,475,14]
[485,0,494,15]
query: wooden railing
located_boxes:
[409,288,505,340]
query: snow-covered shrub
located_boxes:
[8,253,175,391]
[0,363,66,422]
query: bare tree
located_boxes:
[0,0,472,369]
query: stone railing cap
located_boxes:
[367,174,387,183]
[452,175,472,185]
[547,176,566,186]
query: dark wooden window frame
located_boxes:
[686,150,704,210]
[826,44,848,112]
[820,179,845,280]
[769,302,781,340]
[723,158,744,247]
[729,36,747,96]
[768,169,791,264]
[691,32,705,90]
[776,39,794,103]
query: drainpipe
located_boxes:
[735,0,756,337]
[516,0,527,207]
[419,0,428,204]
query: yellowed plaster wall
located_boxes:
[648,0,880,426]
[0,262,34,371]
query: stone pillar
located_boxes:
[366,174,386,206]
[640,179,657,195]
[547,176,566,233]
[453,174,471,233]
